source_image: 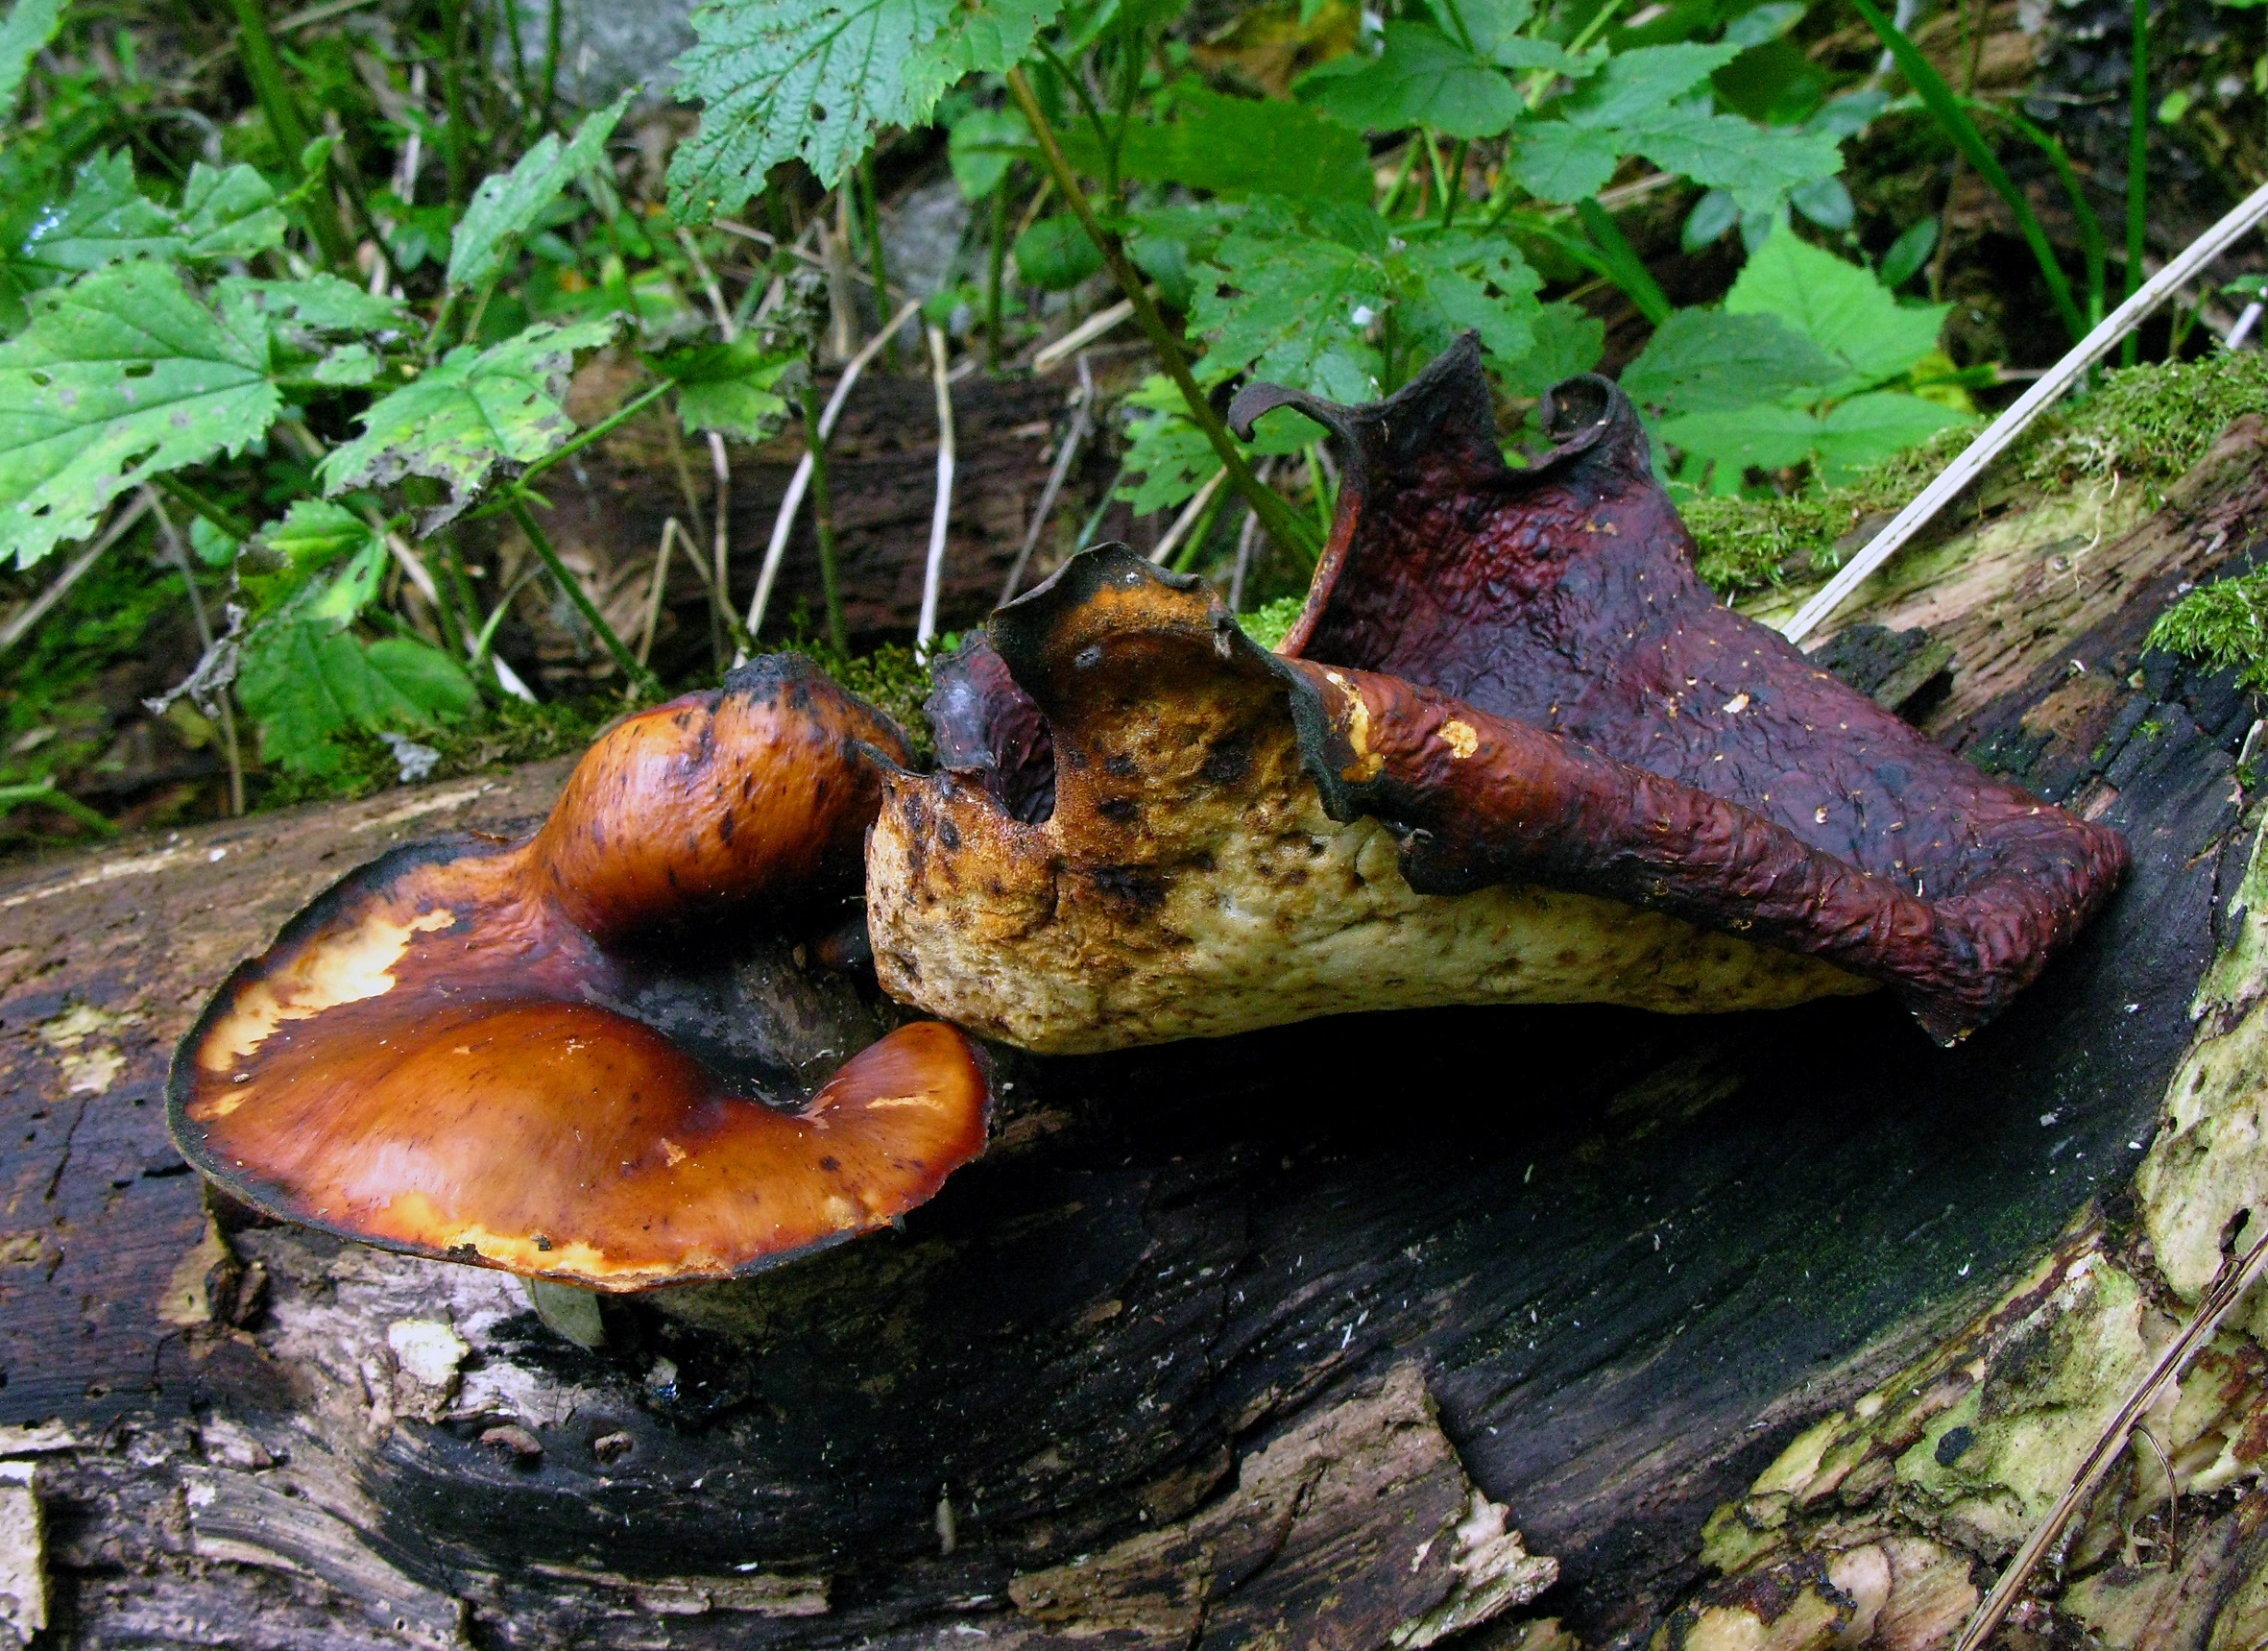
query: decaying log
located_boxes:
[2,413,2268,1649]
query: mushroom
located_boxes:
[170,657,992,1290]
[866,340,2127,1054]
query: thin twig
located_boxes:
[1002,356,1096,604]
[1229,468,1267,614]
[1783,178,2268,645]
[0,497,154,657]
[638,523,676,667]
[1149,467,1227,566]
[916,323,956,658]
[745,299,924,643]
[1953,1224,2268,1651]
[1032,298,1136,372]
[142,490,245,816]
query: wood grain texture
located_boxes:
[0,417,2262,1649]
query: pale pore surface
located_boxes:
[869,767,1872,1056]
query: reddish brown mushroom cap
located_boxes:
[868,344,2127,1051]
[170,656,992,1290]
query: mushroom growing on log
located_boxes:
[168,657,991,1290]
[867,339,2129,1054]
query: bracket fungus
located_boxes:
[169,658,991,1291]
[867,338,2128,1054]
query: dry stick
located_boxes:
[1782,178,2268,647]
[1002,356,1098,604]
[916,323,957,659]
[1003,68,1317,562]
[1032,297,1135,373]
[1229,470,1267,614]
[140,490,244,817]
[0,496,153,656]
[1952,1223,2268,1651]
[1148,467,1227,566]
[744,298,925,644]
[638,522,678,667]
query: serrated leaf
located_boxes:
[318,317,616,523]
[12,151,181,280]
[1298,22,1521,138]
[0,259,280,567]
[1495,299,1603,397]
[216,275,409,335]
[948,106,1027,200]
[1118,378,1317,513]
[1620,307,1838,418]
[450,94,631,290]
[1809,390,1965,482]
[1194,215,1387,402]
[1,0,63,120]
[1554,41,1738,127]
[178,162,288,260]
[241,498,377,619]
[311,343,382,385]
[1624,107,1841,214]
[904,0,1062,103]
[1401,229,1539,363]
[1653,401,1821,489]
[1064,83,1372,204]
[661,336,803,441]
[1725,229,1947,389]
[237,622,477,775]
[668,0,958,214]
[1507,119,1621,202]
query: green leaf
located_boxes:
[1194,211,1387,402]
[1808,390,1965,482]
[904,0,1062,102]
[1622,108,1841,214]
[1118,377,1317,513]
[1507,120,1622,202]
[216,274,409,335]
[318,317,616,522]
[237,622,477,776]
[1653,401,1821,488]
[1012,216,1103,290]
[0,0,62,120]
[450,93,631,289]
[0,259,281,567]
[1070,83,1372,204]
[1725,229,1947,389]
[12,151,180,281]
[1554,42,1738,127]
[1620,307,1837,417]
[661,335,803,441]
[177,162,289,260]
[669,0,1060,214]
[1494,299,1603,397]
[948,106,1027,200]
[240,498,378,619]
[1298,23,1521,139]
[1879,216,1938,290]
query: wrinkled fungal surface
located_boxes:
[170,657,991,1291]
[872,340,2127,1053]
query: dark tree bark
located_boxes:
[2,419,2266,1650]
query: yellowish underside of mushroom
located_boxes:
[868,776,1873,1056]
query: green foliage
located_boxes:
[1725,230,1947,392]
[235,623,479,775]
[1065,82,1372,203]
[319,317,617,521]
[1301,22,1532,138]
[1013,216,1103,290]
[0,260,282,567]
[948,106,1028,199]
[1237,594,1306,650]
[1117,375,1321,513]
[449,94,630,289]
[668,0,1064,216]
[0,0,62,120]
[660,337,803,442]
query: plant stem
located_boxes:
[144,490,245,816]
[1576,198,1671,324]
[1441,139,1470,227]
[2125,0,2150,365]
[801,380,849,654]
[858,155,898,373]
[440,0,473,206]
[539,0,562,135]
[154,473,253,543]
[229,0,352,268]
[461,381,674,521]
[1034,39,1119,202]
[987,183,1008,370]
[0,784,117,838]
[1005,67,1319,562]
[505,497,661,696]
[499,0,529,120]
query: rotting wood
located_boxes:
[0,415,2265,1647]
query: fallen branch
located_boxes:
[917,322,957,657]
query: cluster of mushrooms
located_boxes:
[170,339,2130,1292]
